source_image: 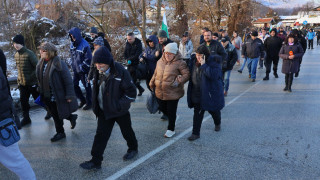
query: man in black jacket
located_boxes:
[158,30,174,55]
[80,46,138,170]
[201,30,227,65]
[291,29,307,77]
[241,31,264,82]
[88,27,112,53]
[124,32,144,96]
[263,28,283,80]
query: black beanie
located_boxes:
[13,34,25,46]
[92,46,113,65]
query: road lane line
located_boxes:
[105,80,262,180]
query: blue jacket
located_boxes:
[187,55,225,112]
[306,31,315,40]
[69,27,92,74]
[139,35,160,75]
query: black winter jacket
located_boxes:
[264,36,282,59]
[201,40,227,64]
[92,61,137,120]
[242,38,264,59]
[124,38,143,66]
[222,44,238,71]
[0,68,12,121]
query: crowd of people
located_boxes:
[0,24,313,178]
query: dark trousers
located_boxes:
[91,111,138,164]
[128,65,144,93]
[73,72,92,105]
[157,99,179,131]
[146,73,152,92]
[285,73,294,88]
[259,58,264,68]
[264,57,279,74]
[308,39,314,49]
[19,85,39,114]
[44,99,64,133]
[317,37,320,45]
[192,104,221,136]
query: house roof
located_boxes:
[253,18,274,24]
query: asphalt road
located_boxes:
[1,45,320,180]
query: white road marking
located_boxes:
[105,80,262,180]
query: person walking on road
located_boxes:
[124,32,145,96]
[69,27,93,110]
[231,31,242,66]
[187,46,224,141]
[87,36,105,83]
[200,27,209,45]
[291,29,307,78]
[279,34,304,92]
[238,32,251,73]
[13,34,51,126]
[149,43,190,138]
[0,67,36,180]
[36,42,78,142]
[258,28,270,69]
[263,28,283,80]
[139,35,161,91]
[201,30,227,64]
[80,46,138,170]
[306,29,315,49]
[221,37,238,96]
[316,30,320,46]
[179,31,193,66]
[241,31,264,82]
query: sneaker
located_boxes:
[215,125,221,132]
[123,150,138,161]
[21,117,31,127]
[138,89,145,96]
[79,101,86,109]
[263,76,269,80]
[238,70,242,73]
[83,104,92,110]
[251,79,255,82]
[80,161,101,170]
[188,134,200,141]
[50,132,66,142]
[69,114,78,129]
[164,130,175,138]
[44,112,52,120]
[283,86,288,91]
[161,114,168,121]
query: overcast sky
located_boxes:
[259,0,320,8]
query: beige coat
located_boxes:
[150,52,190,100]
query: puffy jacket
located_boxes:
[279,43,304,74]
[69,27,92,74]
[36,56,78,119]
[201,40,227,64]
[124,38,143,66]
[179,39,193,59]
[139,35,161,75]
[222,43,238,71]
[242,38,264,59]
[150,52,190,100]
[306,31,316,40]
[264,36,283,59]
[0,68,12,121]
[187,55,225,112]
[14,46,38,86]
[92,55,136,119]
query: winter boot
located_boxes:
[263,73,269,80]
[21,112,31,127]
[283,74,289,91]
[274,72,279,78]
[288,74,293,92]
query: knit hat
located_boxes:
[93,36,104,46]
[212,32,219,37]
[164,43,178,54]
[196,45,210,59]
[13,34,25,46]
[221,36,230,43]
[251,31,258,37]
[90,27,98,34]
[38,42,57,52]
[92,46,113,65]
[158,30,168,38]
[270,28,277,35]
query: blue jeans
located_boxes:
[247,57,259,79]
[223,70,232,92]
[239,57,247,71]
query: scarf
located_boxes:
[39,59,53,99]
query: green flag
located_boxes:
[161,12,169,38]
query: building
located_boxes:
[252,18,275,28]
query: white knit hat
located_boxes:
[164,43,178,54]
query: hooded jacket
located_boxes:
[124,38,143,66]
[149,52,190,100]
[187,55,225,112]
[0,68,12,121]
[92,51,136,119]
[264,35,283,59]
[242,38,264,59]
[139,35,161,74]
[69,27,92,74]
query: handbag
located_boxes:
[136,62,147,80]
[146,91,159,114]
[0,118,20,147]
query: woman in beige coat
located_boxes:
[150,43,190,138]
